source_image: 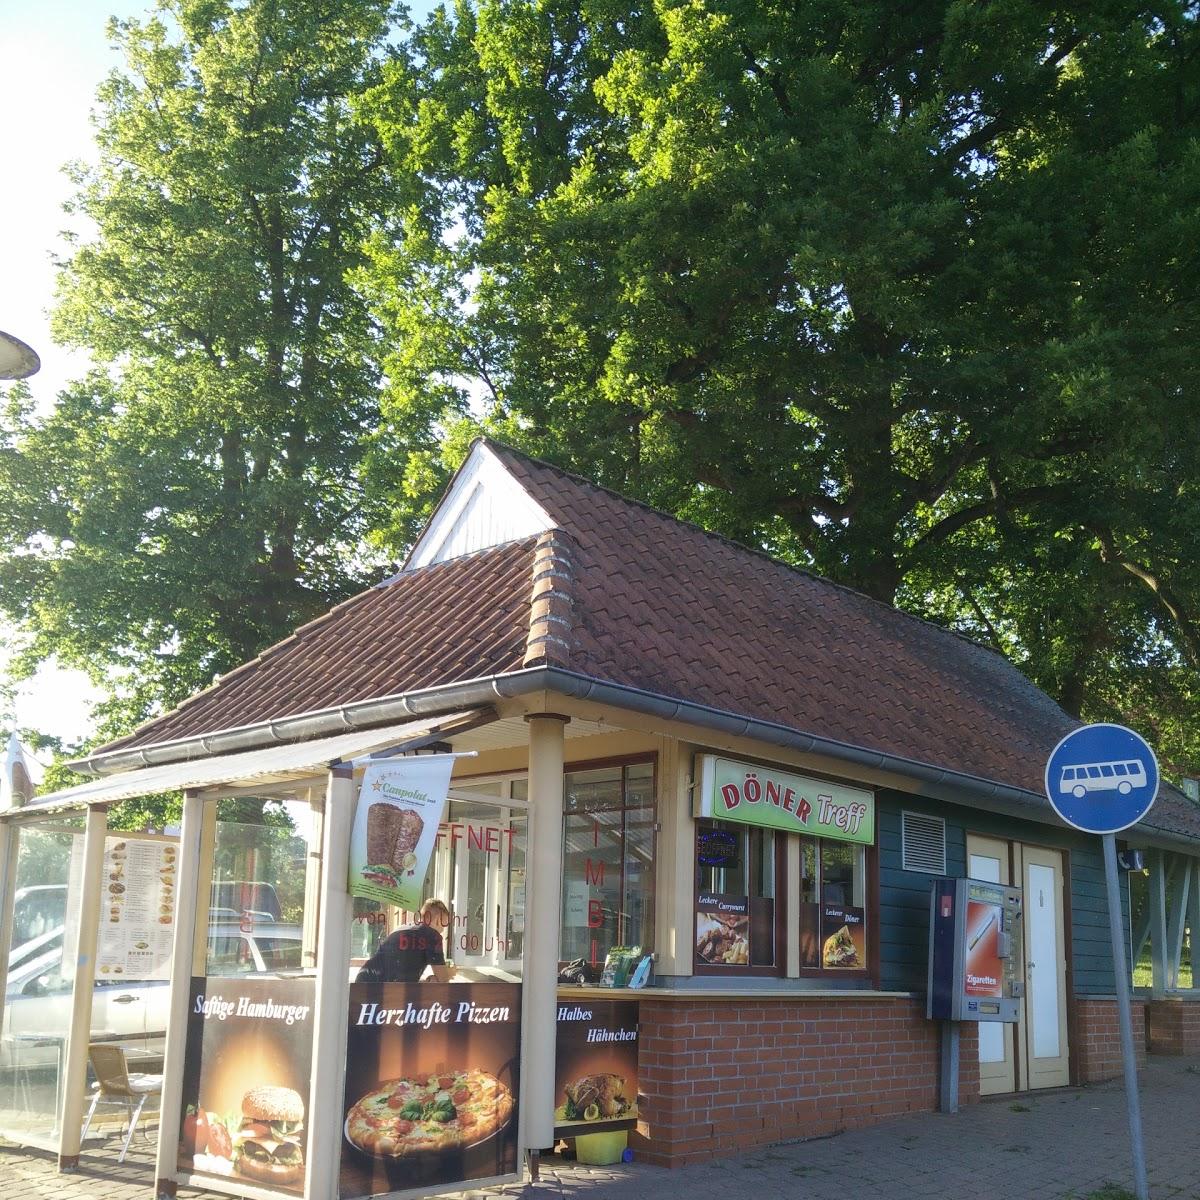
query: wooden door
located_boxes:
[966,835,1016,1094]
[1018,844,1070,1089]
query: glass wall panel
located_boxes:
[1,814,85,1148]
[178,795,320,1189]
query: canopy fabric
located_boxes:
[8,711,487,815]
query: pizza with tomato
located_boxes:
[345,1069,513,1157]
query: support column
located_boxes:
[155,791,207,1197]
[305,767,356,1200]
[521,714,567,1158]
[301,785,325,972]
[0,819,19,1037]
[1168,862,1191,991]
[1150,850,1169,998]
[1188,862,1200,993]
[58,803,107,1168]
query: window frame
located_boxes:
[692,819,788,978]
[797,835,878,983]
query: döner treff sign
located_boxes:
[694,755,874,844]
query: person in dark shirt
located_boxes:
[356,898,454,983]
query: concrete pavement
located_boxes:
[7,1053,1200,1199]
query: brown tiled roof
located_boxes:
[100,439,1200,844]
[103,537,536,751]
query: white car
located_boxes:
[1,924,303,1070]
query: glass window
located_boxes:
[1,814,86,1148]
[800,838,868,972]
[560,761,656,967]
[695,821,778,970]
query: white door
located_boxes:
[1018,845,1070,1089]
[966,835,1016,1095]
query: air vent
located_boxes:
[902,811,947,874]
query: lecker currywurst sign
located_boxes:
[694,755,874,844]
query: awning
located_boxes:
[8,710,491,816]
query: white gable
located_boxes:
[405,442,553,569]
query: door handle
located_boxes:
[112,994,140,1004]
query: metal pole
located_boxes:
[1102,832,1148,1200]
[939,1021,960,1114]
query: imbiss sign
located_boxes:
[694,755,874,845]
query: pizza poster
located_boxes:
[964,898,1004,998]
[349,755,455,911]
[340,981,521,1197]
[553,999,639,1137]
[694,893,750,966]
[178,976,315,1194]
[819,904,866,970]
[98,835,177,981]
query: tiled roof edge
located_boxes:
[482,437,1050,688]
[96,537,542,757]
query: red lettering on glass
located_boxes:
[587,899,604,928]
[585,858,606,886]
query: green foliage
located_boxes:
[0,0,399,733]
[360,0,1200,773]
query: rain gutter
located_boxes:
[69,666,1194,850]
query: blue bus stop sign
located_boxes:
[1044,723,1159,834]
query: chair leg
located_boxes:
[118,1095,147,1164]
[79,1092,101,1143]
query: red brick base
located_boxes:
[629,996,979,1168]
[1146,998,1200,1056]
[1073,997,1147,1083]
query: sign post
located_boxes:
[1045,724,1158,1200]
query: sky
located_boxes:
[1,0,148,749]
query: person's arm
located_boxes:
[425,927,453,982]
[355,931,393,982]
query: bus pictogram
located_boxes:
[1059,759,1148,800]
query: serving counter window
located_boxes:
[560,760,655,968]
[693,820,782,973]
[800,838,869,973]
[693,753,876,980]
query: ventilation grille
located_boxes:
[901,811,947,874]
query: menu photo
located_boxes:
[340,981,521,1198]
[553,999,639,1137]
[820,904,867,970]
[695,893,750,966]
[178,977,315,1194]
[98,836,177,980]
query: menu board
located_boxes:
[97,835,178,980]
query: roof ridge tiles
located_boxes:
[479,436,1029,677]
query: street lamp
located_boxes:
[0,330,40,380]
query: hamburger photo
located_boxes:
[234,1085,305,1187]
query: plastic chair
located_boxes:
[80,1043,162,1162]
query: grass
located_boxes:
[1132,948,1193,989]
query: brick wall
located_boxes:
[630,997,978,1168]
[1073,997,1147,1082]
[1145,998,1200,1056]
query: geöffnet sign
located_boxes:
[694,755,874,844]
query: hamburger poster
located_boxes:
[349,755,455,911]
[178,976,314,1193]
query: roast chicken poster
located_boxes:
[348,755,455,912]
[553,999,639,1137]
[178,976,315,1194]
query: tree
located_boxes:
[0,0,398,738]
[362,0,1200,772]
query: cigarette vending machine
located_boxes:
[927,877,1024,1022]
